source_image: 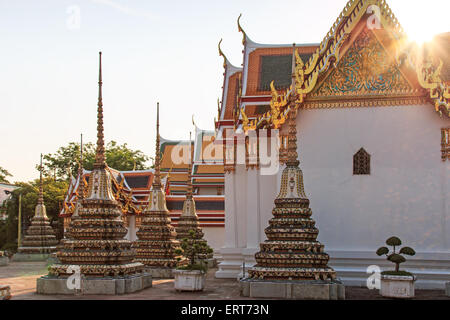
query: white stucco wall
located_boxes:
[298,105,449,253]
[203,227,225,255]
[217,104,450,288]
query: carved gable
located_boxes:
[305,29,426,108]
[313,29,412,96]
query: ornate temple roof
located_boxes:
[429,32,450,83]
[60,127,225,228]
[216,0,450,135]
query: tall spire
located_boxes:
[16,153,57,258]
[286,109,299,167]
[94,51,106,168]
[38,153,44,205]
[153,102,161,187]
[85,52,115,202]
[186,132,193,199]
[78,133,84,200]
[286,43,299,167]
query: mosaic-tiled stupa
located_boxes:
[48,52,144,278]
[15,154,58,261]
[132,103,186,278]
[175,133,213,262]
[247,109,336,281]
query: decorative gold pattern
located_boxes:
[413,52,450,117]
[242,0,449,133]
[312,30,412,97]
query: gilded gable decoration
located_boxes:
[312,30,412,97]
[241,0,450,133]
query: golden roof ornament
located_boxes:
[218,39,228,69]
[237,14,247,46]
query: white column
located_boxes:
[215,170,245,278]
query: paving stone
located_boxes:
[1,262,449,300]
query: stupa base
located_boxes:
[36,273,152,295]
[13,252,53,262]
[240,278,345,300]
[145,267,174,279]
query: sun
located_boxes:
[407,29,435,46]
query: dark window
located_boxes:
[166,200,224,211]
[258,55,292,91]
[256,105,270,114]
[124,175,150,188]
[353,148,371,175]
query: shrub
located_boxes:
[376,236,415,274]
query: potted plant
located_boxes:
[174,230,214,292]
[376,236,416,298]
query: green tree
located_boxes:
[0,165,12,183]
[41,141,150,180]
[0,178,68,252]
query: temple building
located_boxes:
[14,155,58,261]
[38,52,150,295]
[59,127,225,253]
[214,0,449,289]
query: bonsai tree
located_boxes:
[175,229,214,273]
[376,236,416,276]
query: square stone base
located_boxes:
[446,282,450,297]
[36,273,152,295]
[145,267,174,279]
[13,253,52,262]
[240,279,345,300]
[0,256,9,266]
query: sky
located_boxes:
[0,0,448,183]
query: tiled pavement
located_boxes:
[1,261,448,300]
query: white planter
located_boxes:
[380,274,416,299]
[173,269,206,292]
